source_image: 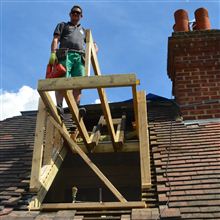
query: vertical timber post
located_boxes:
[137,91,151,189]
[30,98,47,191]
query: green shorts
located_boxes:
[59,51,85,78]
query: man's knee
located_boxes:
[72,89,81,96]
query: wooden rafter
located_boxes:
[89,33,118,150]
[64,90,91,149]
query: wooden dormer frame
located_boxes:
[29,30,151,210]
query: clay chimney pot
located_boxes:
[194,8,211,30]
[173,9,190,32]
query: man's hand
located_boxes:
[50,35,59,64]
[49,52,57,64]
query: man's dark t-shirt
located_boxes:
[54,22,86,51]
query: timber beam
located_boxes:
[39,202,146,211]
[38,74,139,91]
[78,141,139,154]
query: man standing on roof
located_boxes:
[49,5,98,119]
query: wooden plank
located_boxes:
[64,90,91,148]
[40,146,67,195]
[85,29,92,76]
[70,128,79,142]
[53,127,63,156]
[74,216,84,220]
[40,202,146,210]
[115,115,126,149]
[132,85,139,137]
[115,115,126,143]
[39,164,51,183]
[38,74,138,91]
[29,98,47,192]
[89,115,105,149]
[55,210,76,218]
[49,115,127,203]
[121,215,131,220]
[137,91,151,189]
[43,117,54,165]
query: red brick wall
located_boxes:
[167,30,220,120]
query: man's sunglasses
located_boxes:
[71,11,81,15]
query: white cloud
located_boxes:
[0,85,68,121]
[93,99,113,104]
[0,86,40,121]
[94,99,101,104]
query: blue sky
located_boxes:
[0,0,220,119]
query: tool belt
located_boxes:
[56,48,85,61]
[56,48,69,61]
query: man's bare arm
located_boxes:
[51,35,60,52]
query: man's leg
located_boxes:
[71,52,86,117]
[72,89,81,105]
[55,90,65,120]
[55,53,72,119]
[55,90,64,107]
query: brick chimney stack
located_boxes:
[168,8,220,120]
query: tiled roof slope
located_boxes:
[0,99,220,219]
[148,100,220,219]
[0,115,36,214]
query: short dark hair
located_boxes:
[70,5,83,15]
